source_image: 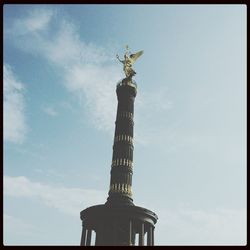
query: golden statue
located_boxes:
[116,45,143,79]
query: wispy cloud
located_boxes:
[4,64,27,144]
[65,64,120,132]
[9,8,54,36]
[5,7,172,139]
[6,8,121,134]
[4,175,106,216]
[42,105,58,117]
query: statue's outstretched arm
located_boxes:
[116,54,124,64]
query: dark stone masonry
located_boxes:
[80,78,158,246]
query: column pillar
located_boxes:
[106,81,137,206]
[139,223,144,246]
[152,227,155,246]
[95,231,98,245]
[86,229,92,246]
[131,230,136,245]
[128,220,132,245]
[80,225,87,246]
[147,226,153,246]
[96,224,104,246]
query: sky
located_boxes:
[3,4,246,245]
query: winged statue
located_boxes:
[116,45,143,79]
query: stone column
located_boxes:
[107,79,137,206]
[80,225,86,246]
[86,229,92,246]
[128,220,132,245]
[147,226,153,246]
[152,227,155,246]
[139,223,144,246]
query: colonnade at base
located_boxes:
[81,220,155,246]
[80,204,158,246]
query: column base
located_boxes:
[80,204,158,246]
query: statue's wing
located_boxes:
[129,50,143,64]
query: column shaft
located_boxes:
[80,226,86,246]
[128,220,132,245]
[152,227,154,246]
[86,229,92,246]
[107,81,137,205]
[147,226,153,246]
[139,223,144,246]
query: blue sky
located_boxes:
[3,4,246,245]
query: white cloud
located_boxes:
[8,8,54,36]
[6,8,121,134]
[6,7,172,138]
[5,7,173,145]
[4,64,27,144]
[4,175,106,216]
[42,106,58,117]
[65,64,120,132]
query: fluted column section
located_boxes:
[107,78,137,205]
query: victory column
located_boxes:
[80,46,158,246]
